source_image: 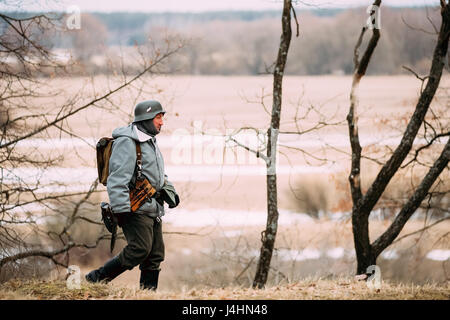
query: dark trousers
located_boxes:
[118,214,164,271]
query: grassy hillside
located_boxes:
[0,278,448,300]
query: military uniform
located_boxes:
[86,100,179,290]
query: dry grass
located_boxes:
[0,277,448,300]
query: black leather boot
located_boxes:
[85,256,127,283]
[140,270,160,290]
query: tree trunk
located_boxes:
[253,169,279,288]
[347,0,382,275]
[252,0,292,289]
[352,208,376,274]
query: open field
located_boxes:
[9,75,450,209]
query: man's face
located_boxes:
[152,113,164,133]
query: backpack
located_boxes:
[96,137,114,186]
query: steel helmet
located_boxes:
[133,100,166,123]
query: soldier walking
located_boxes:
[86,100,179,290]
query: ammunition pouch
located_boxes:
[128,142,159,213]
[129,177,157,212]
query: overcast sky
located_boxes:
[0,0,439,12]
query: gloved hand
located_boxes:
[168,194,180,208]
[115,212,130,227]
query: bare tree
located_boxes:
[221,0,345,288]
[348,0,449,275]
[0,10,185,279]
[247,0,294,289]
[206,0,296,289]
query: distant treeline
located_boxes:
[2,8,443,75]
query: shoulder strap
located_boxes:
[136,142,142,161]
[136,142,143,180]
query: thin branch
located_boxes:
[401,131,450,168]
[291,6,300,37]
[402,65,430,94]
[392,217,450,245]
[0,42,185,149]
